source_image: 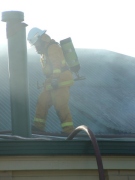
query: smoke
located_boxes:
[0,46,135,134]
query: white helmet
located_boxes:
[27,27,46,45]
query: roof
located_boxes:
[0,47,135,134]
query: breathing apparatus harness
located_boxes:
[37,37,85,89]
[45,37,85,81]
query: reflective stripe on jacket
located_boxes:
[45,79,74,90]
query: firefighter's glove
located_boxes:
[51,78,59,89]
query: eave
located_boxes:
[0,139,135,156]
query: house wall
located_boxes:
[0,156,135,180]
[1,170,135,180]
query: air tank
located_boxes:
[60,37,80,73]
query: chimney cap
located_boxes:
[1,11,24,22]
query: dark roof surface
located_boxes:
[0,47,135,134]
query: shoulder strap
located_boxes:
[45,40,59,57]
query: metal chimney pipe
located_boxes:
[1,11,31,137]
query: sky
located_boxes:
[0,0,135,57]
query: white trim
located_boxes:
[0,156,135,171]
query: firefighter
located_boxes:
[27,27,74,134]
